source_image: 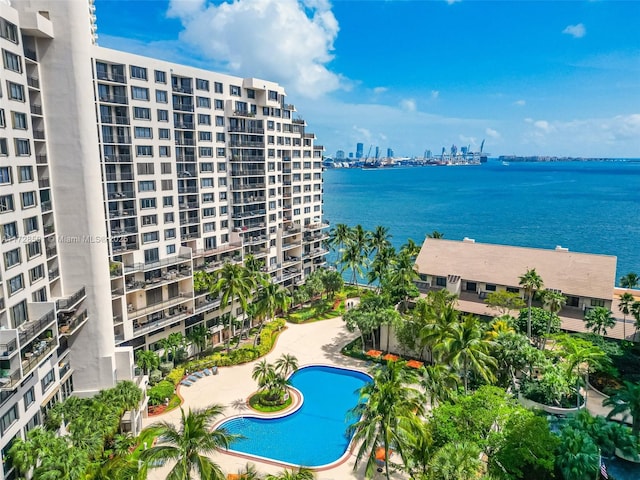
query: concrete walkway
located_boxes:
[144,317,407,480]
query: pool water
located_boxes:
[220,365,370,467]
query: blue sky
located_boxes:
[95,0,640,158]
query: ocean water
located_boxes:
[323,161,640,281]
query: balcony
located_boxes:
[105,172,134,181]
[58,309,89,336]
[45,244,57,258]
[192,242,243,258]
[128,294,192,320]
[48,268,60,280]
[36,154,48,164]
[99,94,128,105]
[43,224,55,236]
[304,221,330,231]
[173,103,194,112]
[195,295,222,314]
[229,140,264,147]
[24,48,37,61]
[96,71,127,83]
[283,226,301,237]
[228,126,264,134]
[18,308,55,346]
[38,176,50,188]
[179,202,199,210]
[175,138,196,146]
[172,85,193,94]
[104,154,132,163]
[41,200,52,212]
[174,122,194,130]
[30,103,42,115]
[231,182,265,191]
[178,186,198,194]
[33,130,45,140]
[0,338,17,357]
[58,360,72,379]
[231,168,265,177]
[21,339,56,377]
[0,368,21,390]
[180,216,199,226]
[109,209,136,219]
[56,286,86,312]
[123,253,192,273]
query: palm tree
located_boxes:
[618,292,635,340]
[274,353,299,378]
[519,268,544,340]
[541,289,566,348]
[110,379,144,411]
[427,230,444,239]
[135,349,160,374]
[265,467,315,480]
[368,245,395,292]
[400,238,421,259]
[187,324,211,357]
[139,405,236,480]
[211,263,256,354]
[585,306,616,336]
[252,360,276,392]
[421,364,459,407]
[167,332,186,365]
[603,380,640,437]
[341,241,367,288]
[254,278,291,347]
[327,223,351,268]
[388,249,420,312]
[348,361,425,480]
[428,441,482,480]
[437,315,497,393]
[369,225,392,256]
[632,300,640,341]
[37,443,89,480]
[620,272,640,289]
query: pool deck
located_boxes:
[144,317,408,479]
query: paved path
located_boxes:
[144,317,407,479]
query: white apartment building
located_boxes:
[0,1,326,477]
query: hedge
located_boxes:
[165,318,286,385]
[148,380,175,406]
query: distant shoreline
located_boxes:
[497,156,640,163]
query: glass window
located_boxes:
[24,216,38,232]
[196,79,209,91]
[2,221,17,240]
[4,248,20,269]
[197,96,210,108]
[155,90,168,103]
[142,232,159,243]
[133,107,151,120]
[7,81,24,101]
[29,264,44,283]
[197,114,211,125]
[140,198,157,209]
[0,403,18,436]
[8,273,24,295]
[0,194,14,212]
[214,99,223,110]
[136,145,153,157]
[157,109,169,122]
[0,166,10,184]
[155,70,166,83]
[26,240,41,259]
[214,82,223,93]
[158,128,170,140]
[131,86,149,100]
[199,147,213,157]
[41,370,55,393]
[138,181,155,192]
[130,65,147,80]
[23,387,35,409]
[134,127,152,138]
[11,111,26,129]
[199,131,212,141]
[15,138,30,156]
[230,85,241,96]
[164,228,176,239]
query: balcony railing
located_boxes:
[18,308,55,345]
[58,309,88,336]
[104,154,132,163]
[99,94,128,105]
[96,71,126,83]
[0,338,17,356]
[36,154,47,164]
[108,209,136,218]
[41,200,52,212]
[123,253,191,273]
[21,340,56,377]
[128,295,192,320]
[33,130,45,140]
[56,286,86,312]
[0,368,21,390]
[178,186,198,194]
[231,182,265,191]
[30,103,42,114]
[192,242,243,258]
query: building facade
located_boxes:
[0,1,326,477]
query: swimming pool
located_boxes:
[219,365,371,467]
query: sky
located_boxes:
[94,0,640,158]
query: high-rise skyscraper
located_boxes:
[355,142,363,159]
[0,1,326,474]
[387,148,394,158]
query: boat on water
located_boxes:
[502,161,510,166]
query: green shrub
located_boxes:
[166,367,185,386]
[159,361,174,375]
[148,381,175,406]
[148,369,162,385]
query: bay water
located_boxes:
[322,160,640,281]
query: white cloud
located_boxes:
[485,128,501,139]
[533,120,553,133]
[562,23,586,38]
[373,86,388,94]
[513,99,526,106]
[167,0,343,98]
[400,98,417,112]
[431,90,440,100]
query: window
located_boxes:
[215,132,225,142]
[29,264,44,283]
[11,111,26,130]
[155,70,166,83]
[24,216,38,233]
[216,148,225,157]
[140,198,157,209]
[215,116,224,126]
[202,207,215,218]
[0,109,5,128]
[2,221,17,241]
[134,127,152,138]
[0,194,14,213]
[161,162,172,174]
[157,109,169,122]
[566,295,579,307]
[26,240,41,259]
[131,86,149,100]
[159,146,170,157]
[506,286,520,294]
[4,248,20,269]
[197,96,210,108]
[485,284,497,292]
[217,162,226,172]
[167,245,176,255]
[163,195,173,206]
[133,107,151,120]
[137,163,154,175]
[199,147,213,157]
[23,387,35,409]
[161,180,173,191]
[435,276,447,287]
[268,90,278,101]
[204,223,215,233]
[197,114,211,125]
[32,287,47,302]
[219,192,227,201]
[144,248,159,263]
[247,88,256,99]
[142,232,159,243]
[142,214,157,226]
[7,81,24,101]
[0,404,18,436]
[164,212,174,223]
[155,90,168,103]
[218,177,226,187]
[138,181,155,192]
[214,99,224,110]
[214,82,223,93]
[0,166,10,184]
[465,281,477,292]
[590,298,605,307]
[130,65,147,80]
[21,192,36,208]
[15,138,30,155]
[230,85,241,96]
[200,162,213,172]
[199,131,212,141]
[201,178,213,188]
[196,78,209,91]
[158,128,170,140]
[136,145,153,157]
[8,274,23,295]
[41,370,55,393]
[164,228,176,240]
[0,18,19,43]
[202,193,214,203]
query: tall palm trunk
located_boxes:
[226,301,234,354]
[527,293,533,339]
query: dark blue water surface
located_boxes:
[323,161,640,281]
[220,365,370,467]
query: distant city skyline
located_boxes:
[95,0,640,157]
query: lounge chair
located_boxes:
[193,371,204,378]
[203,368,212,376]
[212,366,218,375]
[188,375,198,382]
[180,380,193,387]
